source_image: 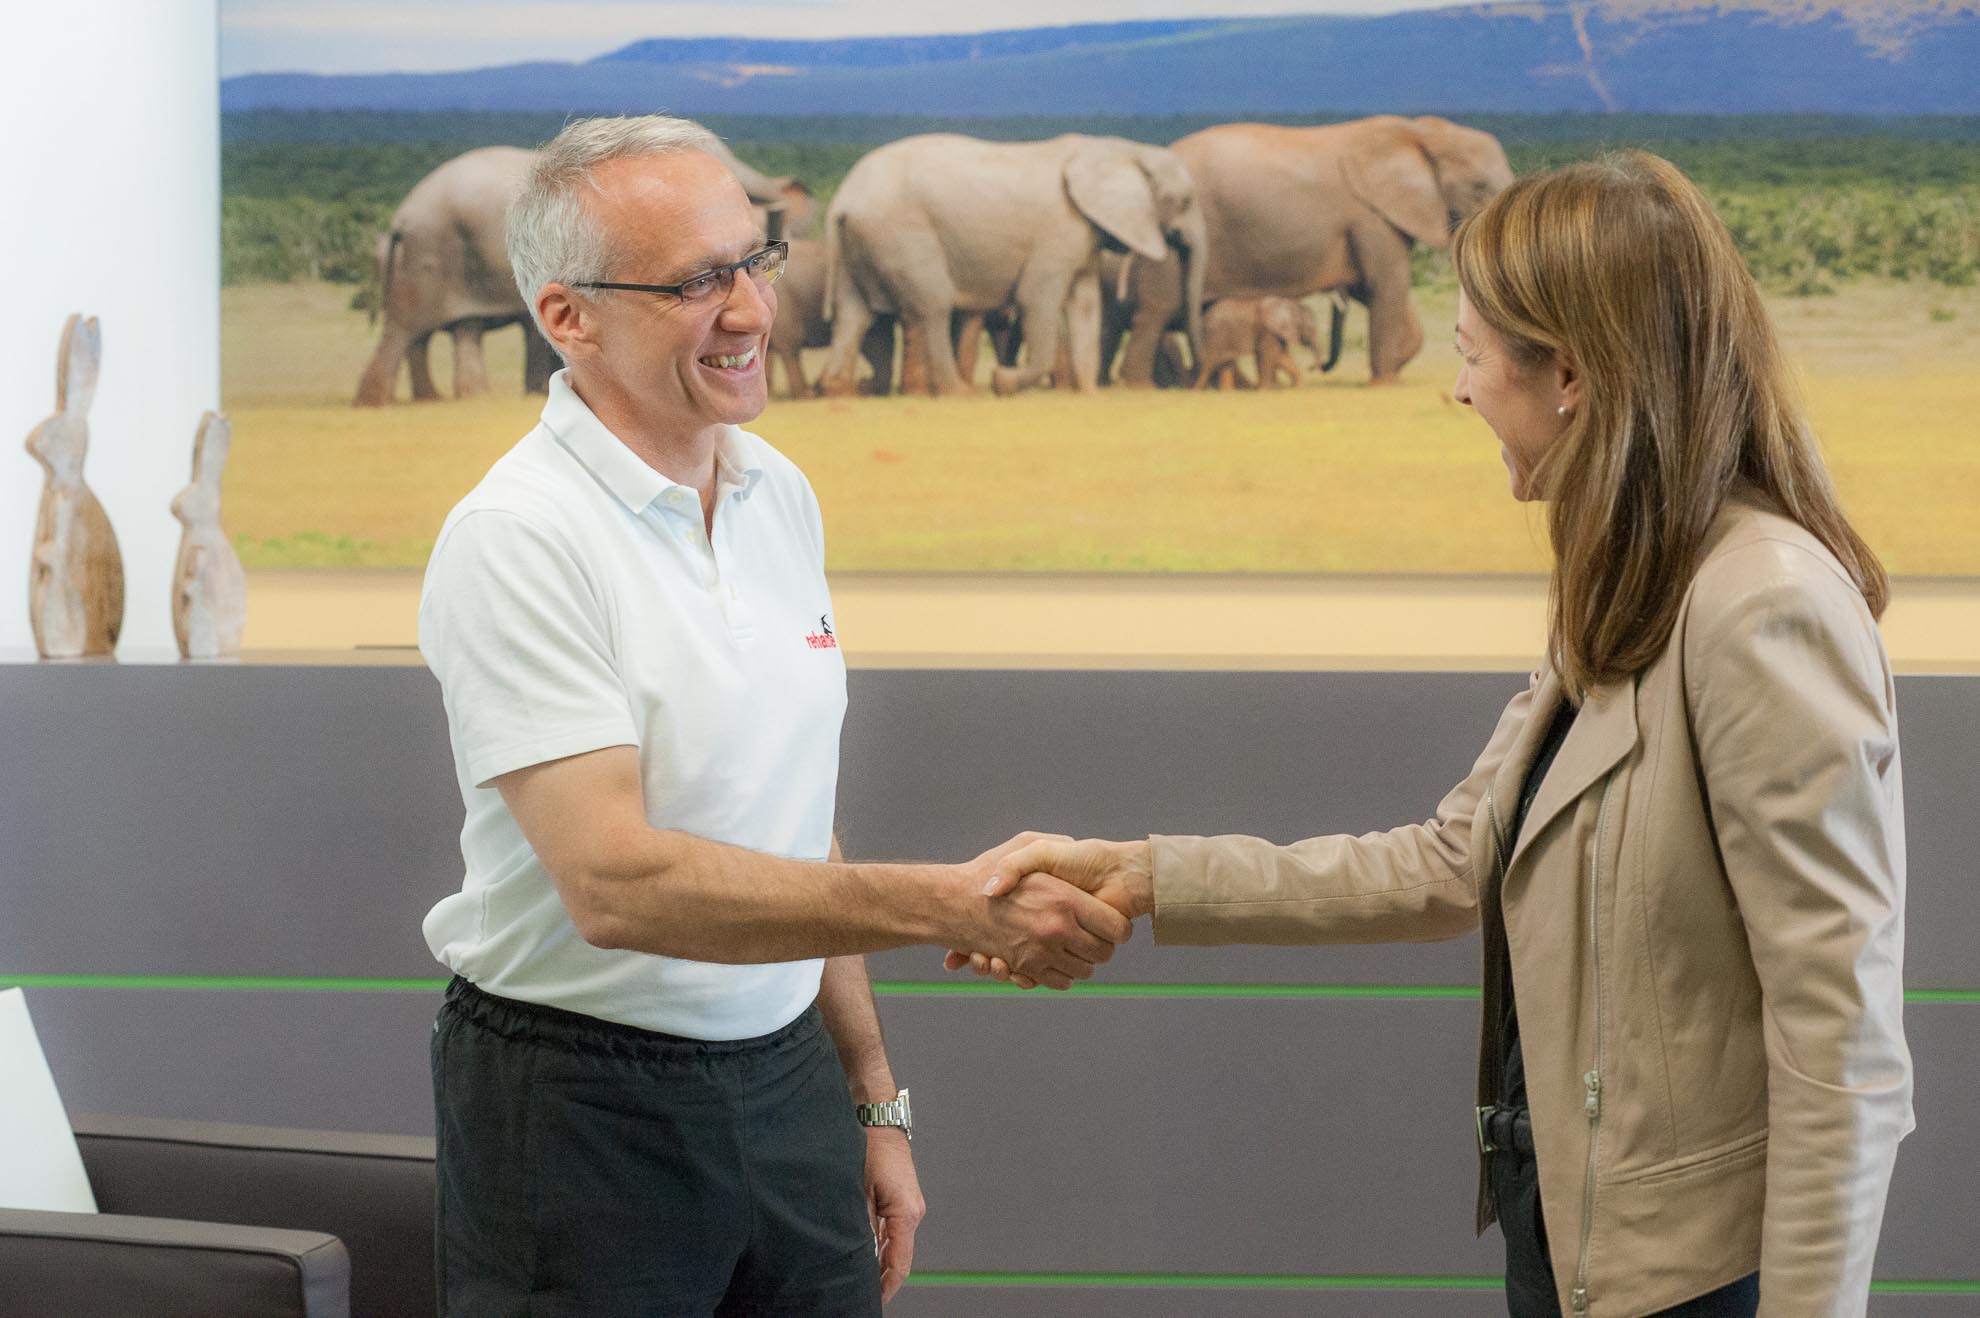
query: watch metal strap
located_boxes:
[855,1087,911,1138]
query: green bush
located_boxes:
[1709,186,1978,292]
[222,195,393,285]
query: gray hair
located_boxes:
[507,115,724,347]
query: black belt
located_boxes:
[1476,1103,1535,1156]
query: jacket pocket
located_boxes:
[1613,1126,1767,1189]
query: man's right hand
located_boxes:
[953,836,1132,990]
[945,835,1154,989]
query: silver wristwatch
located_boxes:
[855,1087,912,1141]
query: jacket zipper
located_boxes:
[1570,777,1617,1316]
[1478,789,1508,1224]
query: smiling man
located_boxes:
[417,116,1131,1316]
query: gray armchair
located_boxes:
[0,1114,435,1318]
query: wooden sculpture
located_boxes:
[171,411,247,659]
[26,314,124,658]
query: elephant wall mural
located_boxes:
[1108,114,1513,387]
[352,135,814,407]
[816,133,1207,398]
[216,11,1975,588]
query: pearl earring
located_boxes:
[1557,406,1569,417]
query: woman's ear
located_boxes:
[1554,353,1582,415]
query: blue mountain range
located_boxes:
[220,3,1980,117]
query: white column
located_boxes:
[1,0,220,656]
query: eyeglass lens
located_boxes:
[680,246,786,302]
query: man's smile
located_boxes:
[699,345,760,371]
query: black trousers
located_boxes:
[1490,1144,1760,1317]
[432,978,881,1318]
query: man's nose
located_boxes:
[718,272,775,330]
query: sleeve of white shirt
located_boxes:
[420,508,639,787]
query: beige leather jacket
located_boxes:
[1151,497,1912,1317]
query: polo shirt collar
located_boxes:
[539,370,763,513]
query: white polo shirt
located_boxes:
[418,372,847,1040]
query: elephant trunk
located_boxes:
[1175,209,1208,385]
[1320,292,1349,374]
[372,230,403,330]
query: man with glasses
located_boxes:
[417,116,1131,1316]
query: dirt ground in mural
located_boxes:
[221,279,1980,574]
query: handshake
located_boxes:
[937,832,1156,991]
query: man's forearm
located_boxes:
[817,954,898,1102]
[566,826,970,963]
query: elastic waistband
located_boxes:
[442,976,819,1059]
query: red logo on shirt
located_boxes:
[805,614,838,650]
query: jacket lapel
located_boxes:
[1507,673,1640,874]
[1485,666,1566,857]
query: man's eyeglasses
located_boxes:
[571,242,788,305]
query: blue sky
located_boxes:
[220,0,1470,76]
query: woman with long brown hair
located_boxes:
[956,152,1913,1316]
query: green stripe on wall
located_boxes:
[877,981,1483,999]
[1,975,1977,1003]
[914,1272,1501,1290]
[0,974,448,992]
[903,1272,1980,1294]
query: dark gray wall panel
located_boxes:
[3,666,1973,986]
[27,986,439,1136]
[1871,1002,1980,1279]
[1,665,458,978]
[846,670,1514,986]
[887,996,1503,1277]
[24,987,1977,1281]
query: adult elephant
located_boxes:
[765,238,898,400]
[353,139,813,406]
[817,133,1206,398]
[1112,115,1513,387]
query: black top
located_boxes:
[1500,699,1579,1113]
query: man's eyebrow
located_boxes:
[662,235,770,284]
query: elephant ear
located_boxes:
[1411,115,1515,217]
[1341,120,1453,249]
[1064,146,1169,262]
[1262,299,1303,344]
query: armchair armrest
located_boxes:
[70,1114,435,1318]
[0,1206,348,1318]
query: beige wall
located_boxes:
[242,569,1980,672]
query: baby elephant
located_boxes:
[1195,296,1321,390]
